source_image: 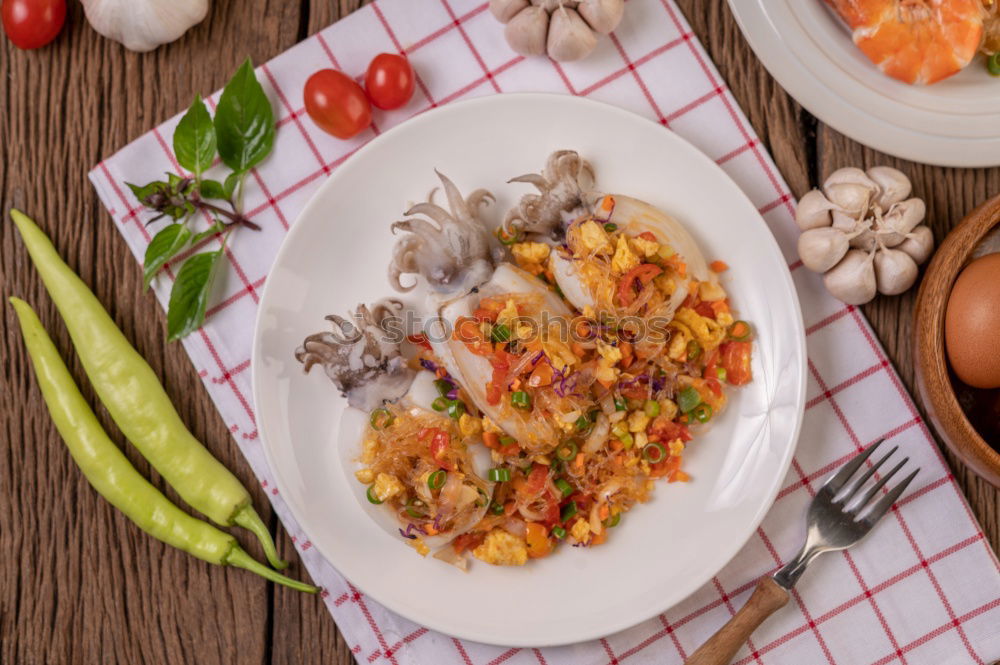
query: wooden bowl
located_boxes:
[914,194,1000,488]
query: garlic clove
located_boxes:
[577,0,625,34]
[823,166,879,192]
[824,182,874,216]
[797,227,850,273]
[867,166,911,209]
[505,6,549,56]
[831,209,859,232]
[849,226,878,251]
[878,197,926,246]
[532,0,571,10]
[823,249,877,305]
[897,225,934,265]
[491,0,531,23]
[873,247,919,296]
[547,6,597,62]
[81,0,209,52]
[794,189,836,231]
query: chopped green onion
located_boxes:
[405,497,427,518]
[499,435,517,448]
[614,395,628,411]
[551,525,567,539]
[715,367,728,382]
[447,400,465,420]
[575,413,592,431]
[511,390,531,409]
[550,458,564,473]
[497,226,523,246]
[433,379,452,397]
[603,222,618,232]
[555,478,574,497]
[642,442,667,464]
[692,403,713,423]
[677,386,701,413]
[428,470,447,490]
[687,340,702,361]
[369,408,394,430]
[491,323,511,343]
[490,501,505,515]
[488,468,512,482]
[431,396,448,411]
[619,432,634,449]
[990,52,1000,76]
[644,399,661,418]
[555,441,578,461]
[366,485,383,504]
[611,421,628,438]
[604,513,621,528]
[560,501,578,522]
[476,487,489,507]
[729,320,753,342]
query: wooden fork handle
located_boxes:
[685,577,790,665]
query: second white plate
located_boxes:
[252,93,806,646]
[730,0,1000,167]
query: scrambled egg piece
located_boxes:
[570,518,591,543]
[482,416,503,434]
[631,236,660,258]
[372,473,404,502]
[409,537,430,557]
[698,280,727,302]
[654,274,676,296]
[459,413,482,437]
[354,468,375,484]
[717,311,734,327]
[578,220,613,254]
[668,328,690,361]
[473,529,529,566]
[595,341,622,384]
[511,241,551,267]
[360,438,377,464]
[541,327,579,370]
[627,410,650,433]
[634,431,648,450]
[596,340,622,364]
[496,299,519,328]
[660,399,679,421]
[674,307,726,349]
[611,235,640,274]
[669,439,685,457]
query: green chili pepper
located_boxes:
[9,298,317,593]
[677,386,701,413]
[11,210,286,570]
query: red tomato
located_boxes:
[364,53,415,110]
[429,430,454,470]
[2,0,65,49]
[721,341,752,386]
[303,69,371,139]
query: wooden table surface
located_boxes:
[1,1,997,663]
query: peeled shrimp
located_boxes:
[826,0,984,84]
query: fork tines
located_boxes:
[822,439,920,526]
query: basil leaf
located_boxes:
[143,224,193,291]
[223,171,242,199]
[167,250,224,342]
[173,95,217,175]
[214,59,275,174]
[199,179,226,200]
[127,181,168,206]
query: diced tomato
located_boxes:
[669,469,691,483]
[617,264,663,306]
[406,333,432,350]
[665,255,687,277]
[525,522,553,558]
[706,377,723,397]
[482,431,500,449]
[453,317,493,356]
[721,341,752,386]
[649,455,682,479]
[486,382,502,405]
[429,430,454,470]
[710,260,729,273]
[452,532,486,554]
[473,307,499,322]
[619,341,634,369]
[695,301,716,319]
[518,465,549,501]
[648,416,692,443]
[704,348,720,375]
[711,300,730,316]
[638,231,658,242]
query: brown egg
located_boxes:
[945,253,1000,389]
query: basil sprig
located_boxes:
[126,58,275,342]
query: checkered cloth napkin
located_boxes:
[87,0,1000,662]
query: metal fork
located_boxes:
[687,440,919,665]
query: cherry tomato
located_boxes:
[303,69,371,139]
[364,53,415,110]
[2,0,65,49]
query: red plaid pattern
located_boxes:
[88,1,1000,662]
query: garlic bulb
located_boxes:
[793,165,933,305]
[82,0,209,52]
[490,0,625,62]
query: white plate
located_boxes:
[252,93,806,647]
[729,0,1000,167]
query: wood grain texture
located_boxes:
[0,2,996,665]
[686,577,789,665]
